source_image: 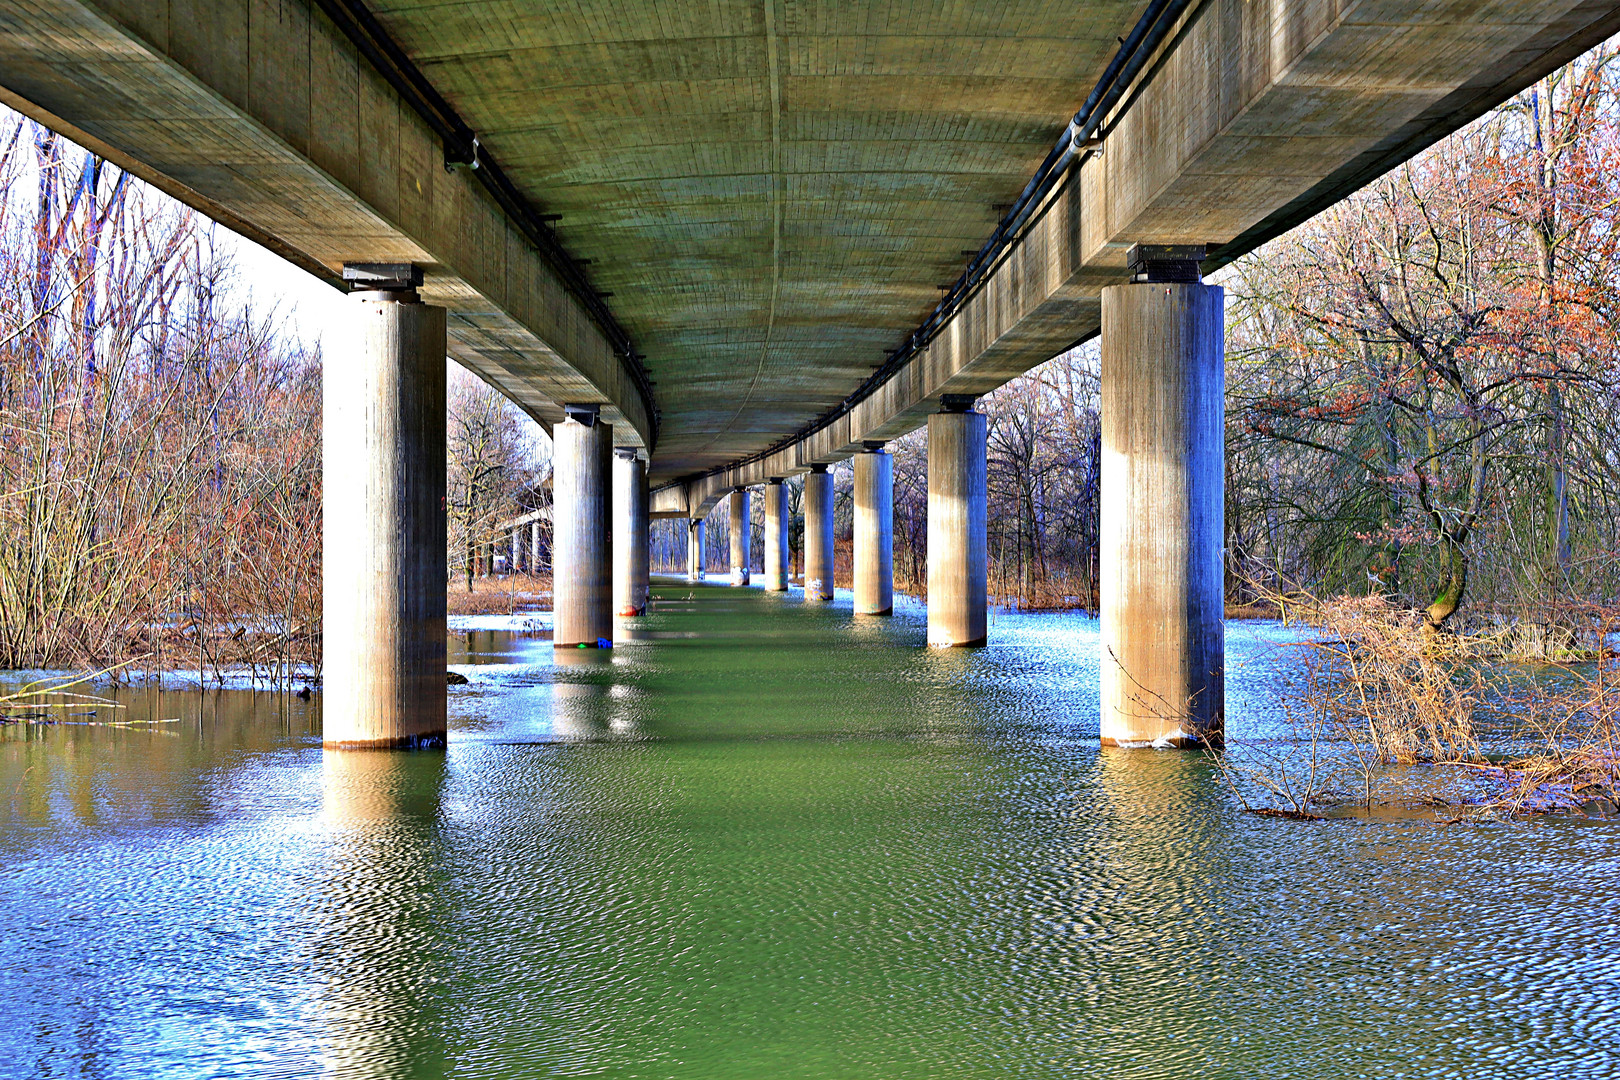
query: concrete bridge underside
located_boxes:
[3,0,1617,747]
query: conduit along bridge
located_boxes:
[2,0,1614,747]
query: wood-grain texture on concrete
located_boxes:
[854,449,894,616]
[322,296,446,748]
[763,479,789,592]
[686,519,706,583]
[614,451,650,616]
[553,416,613,647]
[927,411,987,647]
[1099,282,1224,747]
[728,489,752,586]
[803,468,834,602]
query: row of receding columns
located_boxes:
[324,245,1223,752]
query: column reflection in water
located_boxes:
[550,648,644,739]
[315,751,450,1078]
[1087,746,1240,1050]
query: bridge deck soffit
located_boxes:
[1,0,1616,509]
[650,0,1620,515]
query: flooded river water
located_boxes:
[1,579,1617,1078]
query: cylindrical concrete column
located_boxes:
[927,401,987,647]
[854,445,894,615]
[1100,279,1225,747]
[728,488,752,586]
[530,519,543,575]
[804,465,834,601]
[510,527,522,576]
[763,478,789,592]
[686,518,706,583]
[323,287,446,749]
[613,449,650,616]
[553,406,613,648]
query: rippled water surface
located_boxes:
[3,579,1618,1078]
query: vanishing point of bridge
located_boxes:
[1,1,1613,749]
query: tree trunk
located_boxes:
[1423,535,1468,632]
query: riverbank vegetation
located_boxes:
[6,47,1620,724]
[0,113,320,684]
[1213,592,1620,820]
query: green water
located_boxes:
[1,580,1617,1078]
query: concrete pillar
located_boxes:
[927,397,987,647]
[614,449,650,616]
[686,518,705,583]
[323,270,446,749]
[530,519,543,575]
[510,527,522,576]
[763,478,789,591]
[728,488,751,586]
[804,465,834,601]
[1100,247,1225,748]
[854,444,894,615]
[553,404,612,649]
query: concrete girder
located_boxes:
[649,0,1620,508]
[0,0,654,448]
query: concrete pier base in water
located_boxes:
[687,519,706,583]
[804,465,834,601]
[553,406,613,648]
[322,277,447,749]
[729,488,751,586]
[854,445,893,615]
[1100,260,1225,748]
[614,449,649,616]
[927,400,987,646]
[763,478,789,591]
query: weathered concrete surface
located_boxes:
[728,489,752,586]
[0,0,651,446]
[803,467,834,602]
[686,519,706,584]
[554,415,614,648]
[613,450,650,616]
[1,1,1615,496]
[1099,282,1224,748]
[322,294,446,749]
[635,0,1620,506]
[927,409,987,648]
[854,448,894,616]
[763,479,789,592]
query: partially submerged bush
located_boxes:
[1215,594,1620,820]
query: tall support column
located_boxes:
[763,478,789,592]
[1100,245,1225,748]
[553,404,613,648]
[323,266,446,749]
[530,519,543,575]
[804,464,834,601]
[613,449,650,616]
[510,527,522,576]
[728,488,752,586]
[686,518,706,583]
[927,396,987,647]
[854,443,894,615]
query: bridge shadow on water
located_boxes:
[0,577,1617,1077]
